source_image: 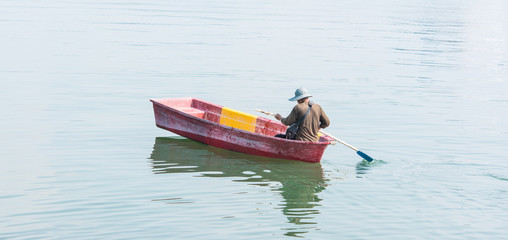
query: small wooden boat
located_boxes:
[150,97,333,163]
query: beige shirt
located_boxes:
[281,102,330,142]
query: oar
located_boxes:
[255,109,374,162]
[318,130,374,162]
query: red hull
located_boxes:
[150,98,332,163]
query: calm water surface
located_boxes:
[1,0,507,239]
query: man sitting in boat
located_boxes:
[274,87,330,142]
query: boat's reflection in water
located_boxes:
[149,137,327,237]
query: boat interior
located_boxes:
[153,97,330,142]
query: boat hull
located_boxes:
[150,98,331,163]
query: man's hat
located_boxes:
[289,87,312,101]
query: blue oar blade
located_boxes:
[357,151,374,162]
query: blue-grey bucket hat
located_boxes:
[289,87,312,101]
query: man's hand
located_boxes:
[275,113,283,121]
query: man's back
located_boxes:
[281,102,330,142]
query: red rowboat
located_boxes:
[150,97,333,163]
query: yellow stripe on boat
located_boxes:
[220,107,258,132]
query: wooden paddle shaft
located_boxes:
[255,109,276,116]
[318,130,359,151]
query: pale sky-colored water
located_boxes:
[1,0,507,239]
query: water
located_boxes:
[1,0,507,239]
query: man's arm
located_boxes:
[275,106,299,126]
[319,107,330,129]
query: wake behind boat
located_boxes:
[150,97,334,163]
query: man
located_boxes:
[275,87,330,142]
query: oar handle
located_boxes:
[255,109,276,116]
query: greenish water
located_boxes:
[1,0,507,239]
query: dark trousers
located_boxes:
[275,134,286,139]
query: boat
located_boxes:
[150,97,333,163]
